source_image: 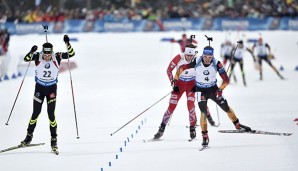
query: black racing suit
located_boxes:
[23,43,75,138]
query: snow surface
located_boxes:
[0,31,297,171]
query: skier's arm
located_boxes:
[246,48,256,62]
[166,54,181,82]
[251,44,256,53]
[56,35,75,61]
[265,43,271,54]
[60,42,75,59]
[170,39,177,43]
[217,61,230,90]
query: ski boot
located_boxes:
[189,126,196,140]
[239,124,252,132]
[207,115,216,126]
[233,120,252,132]
[51,138,59,155]
[243,80,247,87]
[201,131,209,147]
[154,124,166,139]
[21,133,33,146]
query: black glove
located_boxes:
[30,45,38,53]
[171,79,179,93]
[63,35,70,43]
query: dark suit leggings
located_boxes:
[26,83,57,138]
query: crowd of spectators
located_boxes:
[0,0,297,24]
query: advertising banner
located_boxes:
[2,17,298,35]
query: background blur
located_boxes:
[1,0,298,23]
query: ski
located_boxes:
[188,138,196,142]
[186,124,200,128]
[186,123,219,128]
[142,138,162,143]
[199,146,210,151]
[0,143,45,154]
[218,129,292,136]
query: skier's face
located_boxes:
[185,54,194,62]
[203,55,213,65]
[43,53,52,61]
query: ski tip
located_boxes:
[199,146,210,151]
[143,138,161,143]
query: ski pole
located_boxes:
[42,24,48,42]
[65,39,80,139]
[215,102,220,126]
[110,91,171,136]
[5,56,33,125]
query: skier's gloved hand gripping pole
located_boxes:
[110,91,171,136]
[64,35,80,139]
[5,25,48,125]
